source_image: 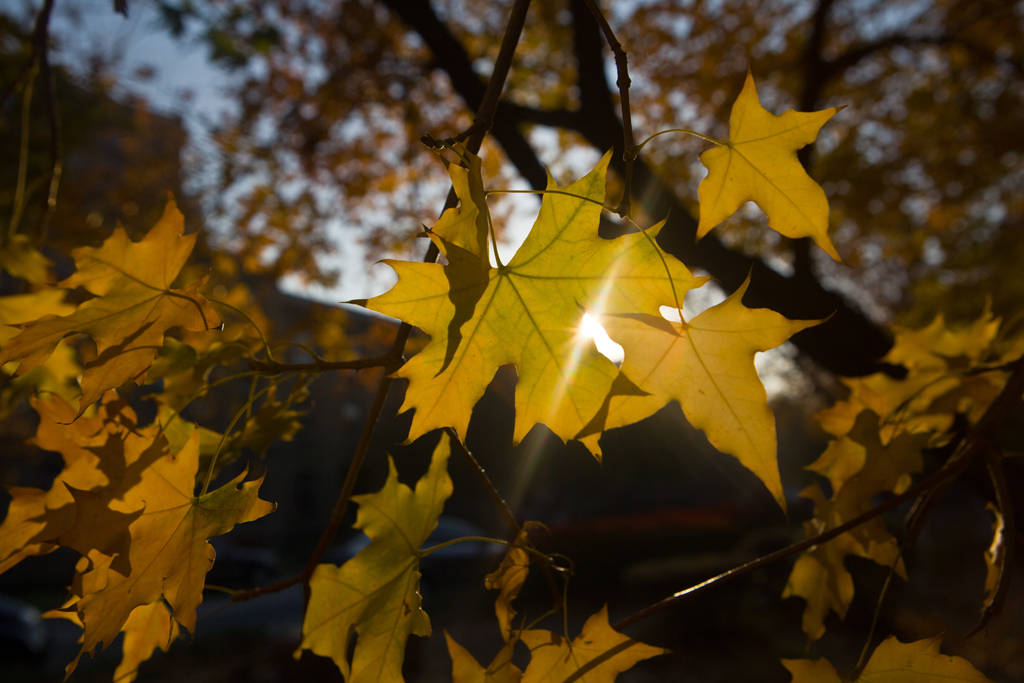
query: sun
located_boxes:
[578,312,624,364]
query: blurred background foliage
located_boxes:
[0,1,1022,680]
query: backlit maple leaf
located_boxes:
[363,149,701,446]
[297,433,453,682]
[783,412,929,639]
[586,278,818,509]
[697,72,841,260]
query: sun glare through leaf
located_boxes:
[579,312,624,364]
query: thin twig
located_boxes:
[611,354,1024,633]
[464,0,531,152]
[447,428,521,535]
[300,348,403,606]
[611,457,967,632]
[35,0,63,240]
[855,551,900,671]
[248,355,398,374]
[7,64,35,239]
[581,0,634,217]
[5,0,58,240]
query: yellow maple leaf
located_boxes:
[782,636,994,682]
[446,632,523,683]
[589,278,817,509]
[815,308,1007,443]
[0,199,220,413]
[364,150,701,446]
[297,433,454,682]
[697,72,841,260]
[73,430,274,664]
[519,605,667,682]
[113,601,181,683]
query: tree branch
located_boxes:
[382,0,548,190]
[34,0,61,239]
[581,0,635,216]
[248,354,399,374]
[611,354,1024,632]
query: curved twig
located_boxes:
[611,354,1024,633]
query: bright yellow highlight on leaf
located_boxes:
[0,199,220,413]
[698,72,841,260]
[297,432,454,682]
[364,148,701,447]
[782,636,995,682]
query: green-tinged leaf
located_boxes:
[296,433,454,682]
[446,632,523,683]
[697,72,840,260]
[783,636,994,682]
[520,606,667,682]
[364,149,702,447]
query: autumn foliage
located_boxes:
[1,1,1021,682]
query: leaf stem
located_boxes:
[200,376,285,495]
[419,535,507,556]
[207,296,274,361]
[485,188,617,214]
[635,128,725,151]
[447,428,521,536]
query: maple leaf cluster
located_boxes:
[364,74,835,509]
[785,306,1023,644]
